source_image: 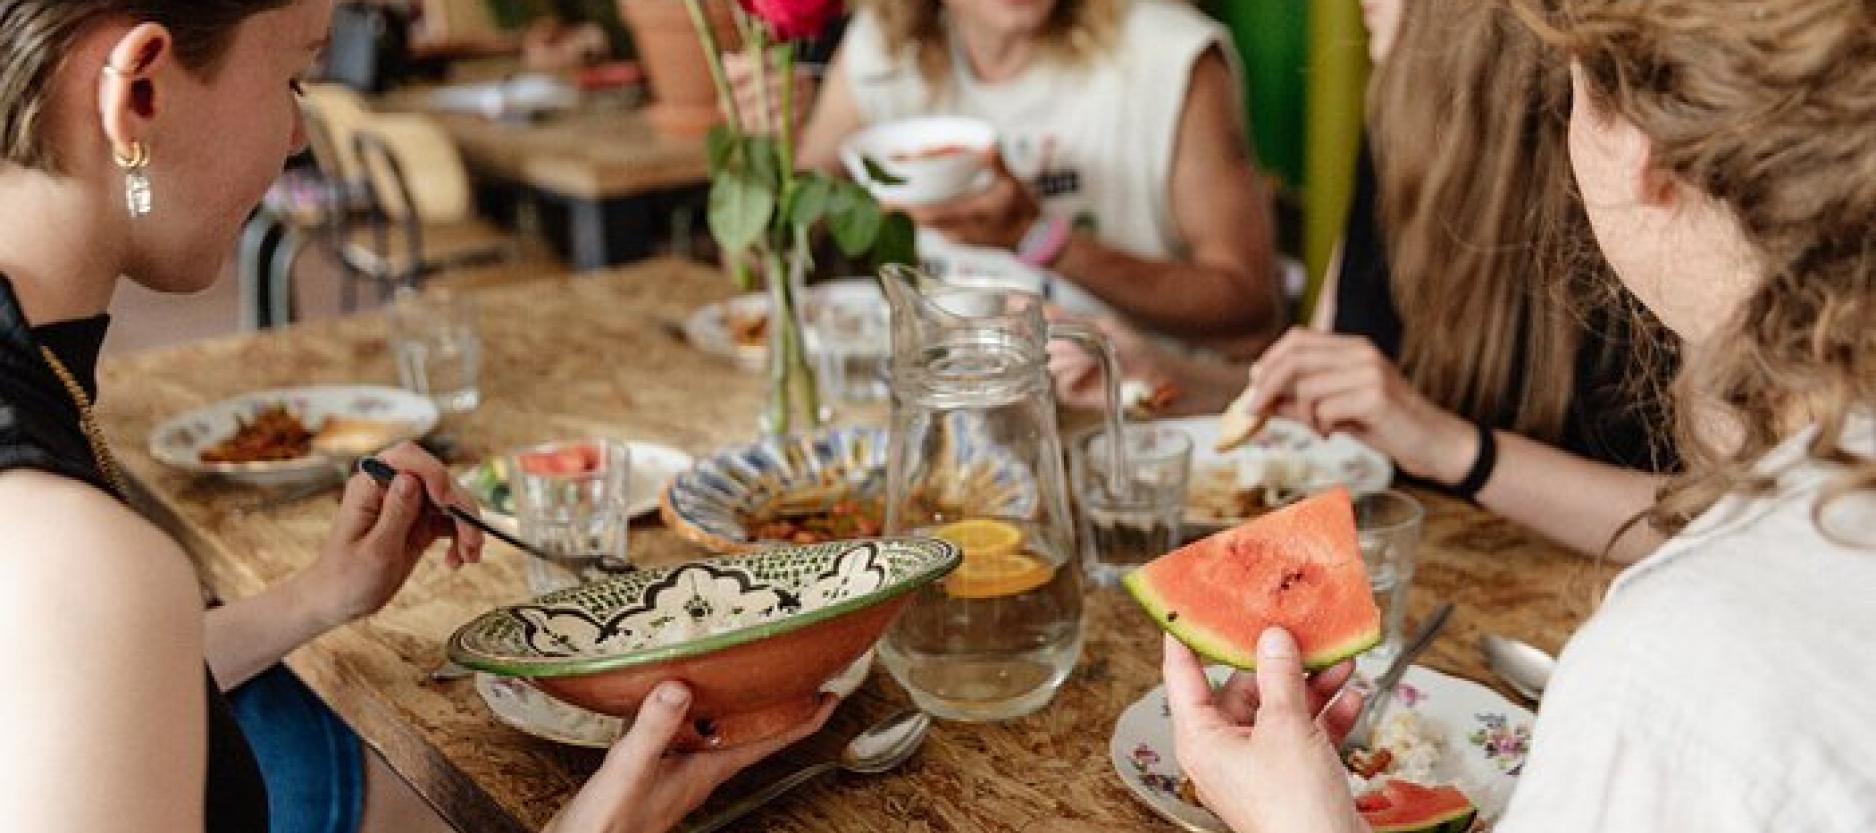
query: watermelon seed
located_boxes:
[1167,611,1180,623]
[1277,569,1306,592]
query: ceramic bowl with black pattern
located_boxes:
[448,537,959,750]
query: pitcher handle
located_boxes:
[1047,321,1131,498]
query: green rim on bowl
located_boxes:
[447,537,960,679]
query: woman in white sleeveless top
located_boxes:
[796,0,1283,359]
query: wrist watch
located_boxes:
[1015,214,1072,268]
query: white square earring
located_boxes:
[114,140,152,217]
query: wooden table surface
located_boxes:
[380,91,712,202]
[98,258,1610,833]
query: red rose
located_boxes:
[738,0,842,40]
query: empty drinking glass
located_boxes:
[511,439,632,595]
[1073,424,1193,587]
[389,289,481,414]
[809,289,891,403]
[1354,490,1425,662]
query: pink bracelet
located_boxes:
[1015,214,1072,268]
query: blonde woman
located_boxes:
[794,0,1282,356]
[1168,0,1876,829]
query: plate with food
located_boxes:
[149,385,438,487]
[659,424,1037,554]
[473,650,875,749]
[1156,416,1392,535]
[457,441,695,531]
[1111,659,1531,833]
[682,279,885,372]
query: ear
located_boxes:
[96,23,174,162]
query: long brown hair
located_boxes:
[851,0,1123,91]
[0,0,291,172]
[1368,0,1603,441]
[1525,0,1876,537]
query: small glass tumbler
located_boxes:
[1354,490,1425,662]
[1073,424,1193,587]
[809,293,891,403]
[388,289,482,414]
[511,439,633,595]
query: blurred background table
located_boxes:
[97,258,1609,832]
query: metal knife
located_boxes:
[1338,601,1456,755]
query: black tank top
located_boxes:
[0,276,270,832]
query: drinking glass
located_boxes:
[1354,490,1425,662]
[388,289,482,414]
[808,290,890,403]
[1073,424,1192,587]
[511,439,632,595]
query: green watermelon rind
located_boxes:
[1122,568,1382,672]
[1365,804,1477,833]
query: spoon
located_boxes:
[357,456,560,562]
[1480,633,1556,703]
[678,709,932,833]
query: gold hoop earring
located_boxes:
[115,140,152,217]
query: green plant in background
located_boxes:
[484,0,634,57]
[683,0,915,434]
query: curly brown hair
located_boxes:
[0,0,291,172]
[850,0,1123,90]
[1521,0,1876,540]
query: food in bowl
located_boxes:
[889,143,974,162]
[749,498,885,545]
[200,406,316,463]
[840,116,997,206]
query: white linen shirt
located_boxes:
[1496,416,1876,831]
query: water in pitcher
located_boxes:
[879,519,1084,721]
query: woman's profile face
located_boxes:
[940,0,1060,40]
[124,0,333,294]
[1360,0,1406,63]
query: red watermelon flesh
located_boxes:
[1122,486,1380,670]
[1356,780,1478,833]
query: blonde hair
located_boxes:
[850,0,1124,89]
[1524,0,1876,537]
[1370,0,1671,451]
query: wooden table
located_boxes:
[381,90,712,270]
[98,258,1610,833]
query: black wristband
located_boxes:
[1451,422,1497,503]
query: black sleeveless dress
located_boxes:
[0,276,270,832]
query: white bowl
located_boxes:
[840,116,997,206]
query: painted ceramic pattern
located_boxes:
[660,423,1038,553]
[449,538,958,677]
[1111,659,1535,833]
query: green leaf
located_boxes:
[707,171,776,253]
[786,175,834,230]
[745,135,784,190]
[871,211,918,267]
[828,187,883,256]
[729,257,757,291]
[705,125,736,176]
[859,155,906,186]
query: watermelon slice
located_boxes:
[1355,780,1478,833]
[1123,486,1380,670]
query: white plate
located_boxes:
[149,385,438,487]
[1155,416,1393,533]
[682,280,886,372]
[1111,659,1533,833]
[475,650,876,748]
[456,441,695,532]
[429,75,579,119]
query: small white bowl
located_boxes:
[840,116,997,206]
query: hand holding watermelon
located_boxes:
[1162,629,1369,833]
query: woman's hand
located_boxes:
[723,50,818,137]
[298,442,485,627]
[1163,631,1368,833]
[901,154,1041,250]
[550,683,839,833]
[1046,312,1179,412]
[1234,328,1478,484]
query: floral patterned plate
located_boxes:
[473,650,875,749]
[1110,658,1533,833]
[148,385,438,487]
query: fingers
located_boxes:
[376,443,484,563]
[330,470,387,543]
[1240,330,1383,419]
[603,682,692,778]
[1162,634,1231,737]
[1215,671,1259,725]
[365,472,425,551]
[1251,628,1312,722]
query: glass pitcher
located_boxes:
[874,264,1129,721]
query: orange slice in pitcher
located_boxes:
[931,519,1024,558]
[944,549,1056,599]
